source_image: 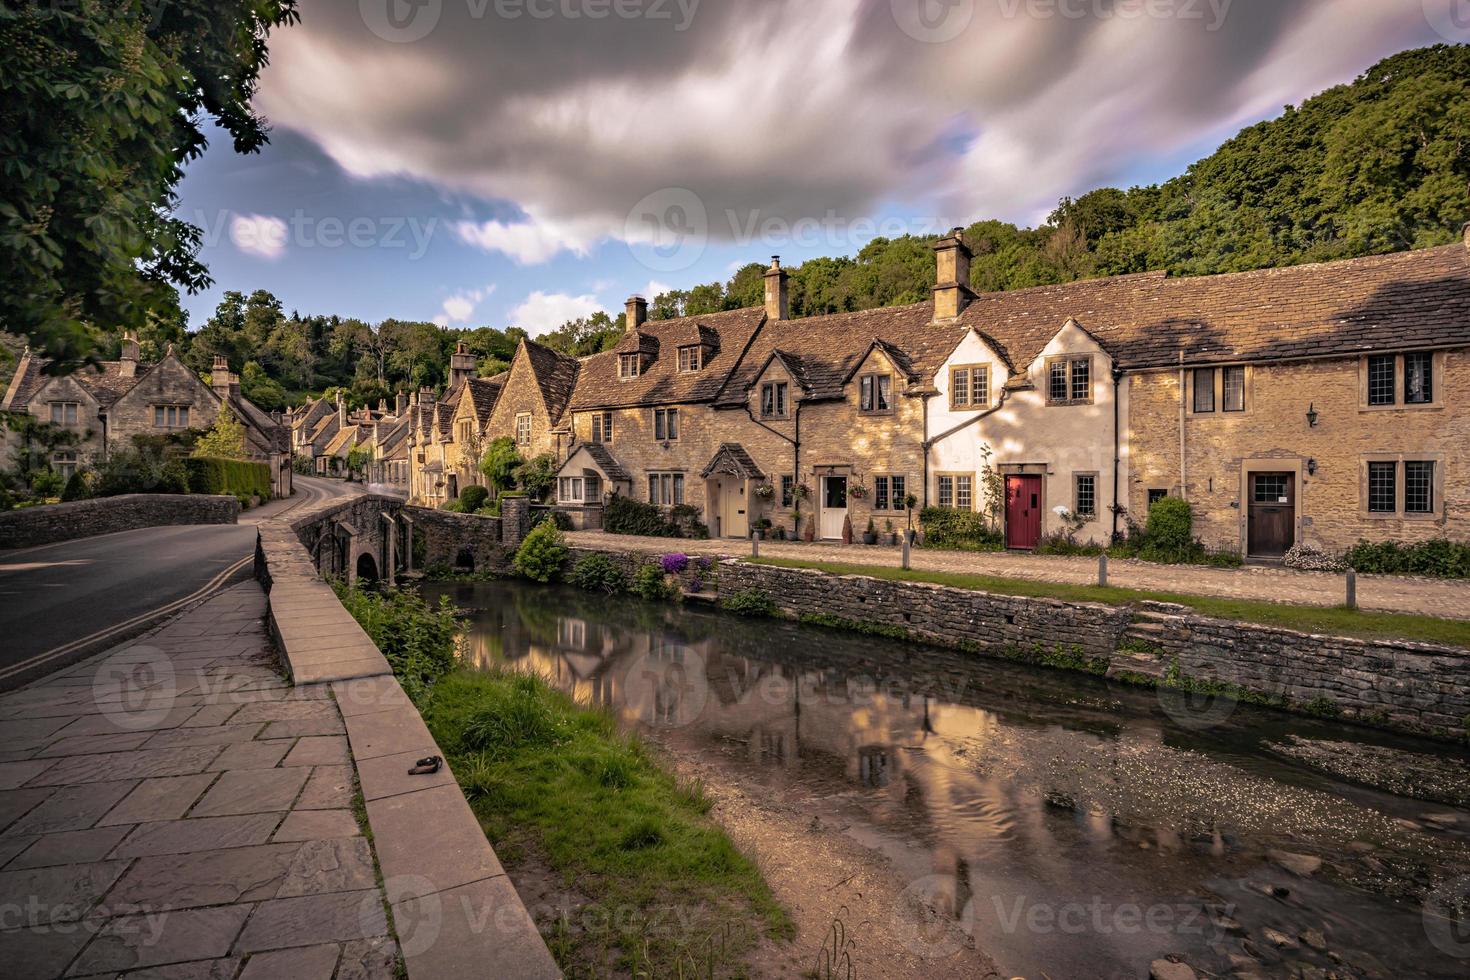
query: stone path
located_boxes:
[0,582,399,979]
[567,531,1470,620]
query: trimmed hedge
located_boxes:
[184,457,271,500]
[1346,538,1470,579]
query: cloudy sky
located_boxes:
[175,0,1459,333]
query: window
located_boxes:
[1367,462,1396,513]
[153,405,189,428]
[648,472,684,506]
[873,474,906,511]
[591,412,613,444]
[52,451,78,480]
[760,381,788,419]
[1147,489,1169,507]
[1192,368,1215,413]
[780,475,794,507]
[515,413,531,446]
[1367,354,1396,406]
[1253,473,1288,503]
[1047,356,1092,405]
[559,477,584,503]
[1074,474,1096,519]
[1405,353,1433,405]
[457,420,473,443]
[677,345,701,372]
[49,402,79,425]
[949,365,989,410]
[936,474,972,510]
[619,354,640,379]
[1405,461,1434,514]
[653,407,679,441]
[1222,366,1246,412]
[859,374,893,413]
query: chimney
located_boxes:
[211,355,232,401]
[449,341,476,389]
[933,227,975,320]
[377,398,388,416]
[337,392,347,429]
[625,295,647,332]
[119,331,140,378]
[763,256,789,321]
[396,390,408,415]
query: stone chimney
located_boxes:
[396,390,408,415]
[337,392,347,429]
[211,355,232,401]
[625,295,647,332]
[763,256,789,321]
[119,331,140,378]
[448,341,476,390]
[933,227,975,320]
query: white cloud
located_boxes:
[507,291,605,336]
[432,285,496,327]
[229,213,288,260]
[645,281,671,300]
[453,217,596,265]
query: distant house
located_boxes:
[1,339,292,498]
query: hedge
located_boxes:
[184,457,271,500]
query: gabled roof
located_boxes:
[521,340,581,423]
[570,307,766,411]
[957,243,1470,371]
[576,442,631,483]
[463,377,504,426]
[3,354,152,409]
[701,443,765,481]
[745,349,814,394]
[324,424,358,456]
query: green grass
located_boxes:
[749,557,1470,649]
[420,669,792,977]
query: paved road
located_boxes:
[0,476,358,688]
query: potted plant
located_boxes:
[862,516,878,545]
[754,483,775,501]
[848,481,869,501]
[903,493,919,544]
[788,506,802,539]
[792,482,811,502]
[752,517,772,540]
[884,518,897,545]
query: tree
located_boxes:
[479,437,522,495]
[1,1,301,375]
[240,361,287,412]
[192,404,247,460]
[514,453,558,502]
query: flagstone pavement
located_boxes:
[0,581,399,979]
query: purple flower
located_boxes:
[688,577,704,593]
[661,553,690,574]
[694,556,712,572]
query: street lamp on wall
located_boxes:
[1306,403,1319,428]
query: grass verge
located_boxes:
[419,668,793,977]
[749,557,1470,648]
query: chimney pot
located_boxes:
[763,256,789,321]
[932,229,975,320]
[625,295,648,332]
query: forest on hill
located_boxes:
[10,44,1464,412]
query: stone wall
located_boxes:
[405,506,507,572]
[0,493,239,548]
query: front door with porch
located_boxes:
[1005,475,1042,550]
[819,476,848,539]
[1247,472,1295,558]
[710,478,749,539]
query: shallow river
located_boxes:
[421,580,1470,979]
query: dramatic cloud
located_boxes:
[258,0,1441,259]
[508,290,605,335]
[229,213,288,260]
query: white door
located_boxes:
[819,476,848,539]
[717,479,749,538]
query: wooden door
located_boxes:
[1005,475,1042,550]
[1247,472,1295,558]
[719,479,748,539]
[819,476,848,539]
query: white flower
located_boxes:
[1053,505,1073,518]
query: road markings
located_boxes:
[0,554,253,683]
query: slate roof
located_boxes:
[957,243,1470,371]
[464,378,504,426]
[701,443,765,481]
[521,340,581,423]
[579,442,631,483]
[570,307,766,411]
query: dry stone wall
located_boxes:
[0,493,238,548]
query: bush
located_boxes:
[332,582,461,703]
[1145,496,1193,551]
[440,498,465,513]
[183,457,270,500]
[536,509,574,531]
[459,485,489,512]
[567,553,628,594]
[919,507,1002,551]
[29,469,63,498]
[1345,538,1470,578]
[1035,531,1103,556]
[291,455,315,476]
[94,448,187,497]
[60,470,91,502]
[605,494,680,537]
[631,562,673,600]
[513,520,569,583]
[722,588,776,617]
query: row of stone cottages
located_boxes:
[1,339,293,499]
[299,226,1470,559]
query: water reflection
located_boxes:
[424,580,1470,979]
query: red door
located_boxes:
[1005,475,1042,550]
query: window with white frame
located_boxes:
[153,405,190,428]
[619,354,640,379]
[653,407,679,441]
[515,413,532,446]
[559,476,585,503]
[677,345,701,372]
[49,402,80,425]
[936,474,972,510]
[648,472,684,506]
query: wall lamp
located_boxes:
[1306,403,1319,428]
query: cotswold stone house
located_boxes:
[2,338,292,497]
[410,227,1470,558]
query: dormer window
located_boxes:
[760,381,788,419]
[859,374,892,414]
[677,345,701,373]
[619,354,641,379]
[1046,356,1093,406]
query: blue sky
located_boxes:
[173,0,1451,334]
